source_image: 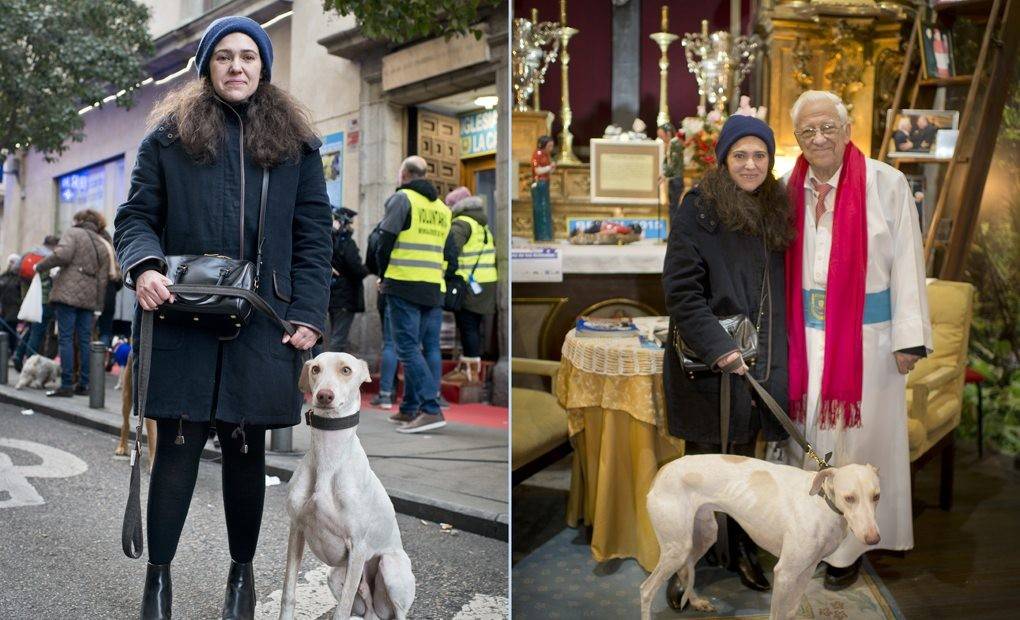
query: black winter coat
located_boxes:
[662,188,789,444]
[114,104,332,428]
[329,232,368,312]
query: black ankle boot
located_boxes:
[665,572,685,611]
[824,557,863,590]
[222,560,255,620]
[734,537,771,592]
[141,563,172,620]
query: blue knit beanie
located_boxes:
[715,115,775,165]
[195,16,274,82]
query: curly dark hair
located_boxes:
[148,78,318,168]
[696,164,797,251]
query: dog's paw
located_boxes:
[689,596,716,613]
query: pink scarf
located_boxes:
[785,142,867,429]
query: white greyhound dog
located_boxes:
[280,352,415,620]
[641,454,881,620]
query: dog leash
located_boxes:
[121,286,310,559]
[744,374,832,471]
[305,410,360,430]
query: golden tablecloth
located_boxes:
[556,325,684,571]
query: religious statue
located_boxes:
[531,135,557,241]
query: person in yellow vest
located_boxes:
[373,156,452,433]
[442,187,497,384]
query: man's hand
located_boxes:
[894,352,921,375]
[282,325,317,351]
[136,270,175,311]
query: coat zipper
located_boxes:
[222,102,246,260]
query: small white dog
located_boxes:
[280,352,415,620]
[15,354,61,390]
[641,455,881,620]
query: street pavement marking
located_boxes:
[452,594,509,619]
[256,560,508,620]
[255,563,335,620]
[0,438,88,508]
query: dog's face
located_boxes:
[298,352,371,413]
[810,463,881,546]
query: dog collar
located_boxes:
[822,489,844,517]
[305,410,360,430]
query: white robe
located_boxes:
[782,158,933,566]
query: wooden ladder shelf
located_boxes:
[877,0,1020,279]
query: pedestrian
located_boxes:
[94,227,124,367]
[442,187,497,385]
[373,155,451,433]
[530,135,556,241]
[0,254,22,348]
[661,113,796,605]
[783,90,931,588]
[12,235,59,371]
[657,122,686,219]
[326,206,369,353]
[35,209,112,397]
[113,16,331,619]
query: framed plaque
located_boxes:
[589,139,663,204]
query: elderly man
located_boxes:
[783,91,932,588]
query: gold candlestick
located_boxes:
[531,8,541,111]
[556,0,581,165]
[650,6,679,129]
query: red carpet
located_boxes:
[360,394,508,429]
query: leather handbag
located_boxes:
[672,314,759,373]
[156,170,269,334]
[442,227,487,312]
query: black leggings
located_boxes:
[147,418,266,565]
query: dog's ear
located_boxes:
[360,359,371,384]
[809,468,835,496]
[869,464,880,476]
[298,360,313,393]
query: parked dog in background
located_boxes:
[114,352,157,470]
[641,455,881,620]
[281,352,415,620]
[15,354,61,390]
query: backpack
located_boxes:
[19,252,44,280]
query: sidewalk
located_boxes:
[0,367,508,540]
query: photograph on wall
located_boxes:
[320,131,344,208]
[887,109,959,159]
[921,24,955,79]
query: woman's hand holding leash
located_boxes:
[283,325,317,350]
[136,269,175,311]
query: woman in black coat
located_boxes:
[114,17,330,619]
[661,115,795,604]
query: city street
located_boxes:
[0,402,508,619]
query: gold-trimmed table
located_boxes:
[556,317,684,571]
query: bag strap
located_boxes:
[467,227,487,280]
[121,281,305,559]
[254,169,269,289]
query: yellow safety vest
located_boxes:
[384,189,451,285]
[455,215,498,284]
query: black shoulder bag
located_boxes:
[443,227,487,312]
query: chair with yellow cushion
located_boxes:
[512,357,571,486]
[906,279,975,511]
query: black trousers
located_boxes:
[147,419,266,565]
[454,309,485,358]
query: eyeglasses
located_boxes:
[794,122,846,141]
